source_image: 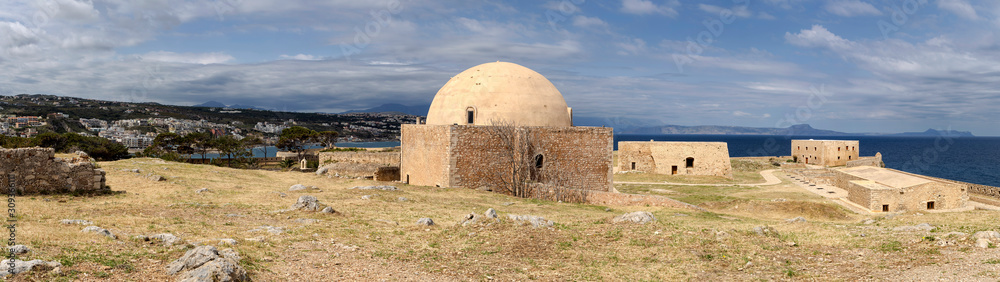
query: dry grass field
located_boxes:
[7,157,1000,281]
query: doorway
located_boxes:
[671,166,678,175]
[631,162,636,170]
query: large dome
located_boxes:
[425,62,573,127]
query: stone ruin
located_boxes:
[0,147,107,194]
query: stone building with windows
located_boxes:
[399,62,613,192]
[831,166,969,213]
[791,139,859,166]
[617,141,732,178]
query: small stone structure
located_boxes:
[791,139,859,166]
[0,148,107,194]
[617,141,732,178]
[400,62,613,192]
[846,152,883,168]
[831,166,968,212]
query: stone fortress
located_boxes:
[399,62,613,192]
[788,139,970,213]
[617,141,732,178]
[0,148,107,194]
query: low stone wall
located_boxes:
[318,151,399,166]
[375,167,400,182]
[847,153,883,168]
[0,147,107,194]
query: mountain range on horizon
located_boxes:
[190,100,976,137]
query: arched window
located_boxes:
[466,107,475,124]
[534,154,544,169]
[685,157,694,168]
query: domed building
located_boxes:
[400,62,612,193]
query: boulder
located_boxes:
[416,218,435,226]
[7,245,29,255]
[60,219,93,225]
[220,239,237,246]
[361,195,374,200]
[349,185,398,191]
[151,233,183,246]
[291,195,323,211]
[82,226,116,239]
[508,214,554,228]
[316,167,329,175]
[398,197,408,202]
[196,188,210,194]
[753,226,780,237]
[166,245,248,282]
[0,259,61,277]
[612,211,656,224]
[289,184,308,191]
[484,208,498,219]
[321,207,336,214]
[785,217,807,223]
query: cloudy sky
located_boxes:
[1,0,999,135]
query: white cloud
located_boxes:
[616,38,647,55]
[937,0,978,20]
[823,0,882,17]
[280,54,321,60]
[141,51,235,65]
[572,16,608,28]
[784,25,852,50]
[621,0,679,17]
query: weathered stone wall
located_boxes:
[617,141,732,178]
[791,140,859,166]
[846,153,883,168]
[0,147,106,194]
[449,125,613,192]
[318,151,399,166]
[400,124,452,187]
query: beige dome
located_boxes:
[425,62,573,127]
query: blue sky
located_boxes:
[1,0,999,135]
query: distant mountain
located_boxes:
[194,101,227,108]
[574,116,663,131]
[229,104,271,111]
[621,123,851,135]
[888,128,975,137]
[342,103,429,116]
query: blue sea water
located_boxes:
[615,134,1000,188]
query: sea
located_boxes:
[615,134,1000,188]
[200,135,1000,188]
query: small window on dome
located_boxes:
[466,107,475,124]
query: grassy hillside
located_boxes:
[9,159,1000,280]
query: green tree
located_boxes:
[277,126,318,161]
[211,135,242,167]
[185,132,213,160]
[316,131,339,148]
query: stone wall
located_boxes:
[886,168,1000,201]
[0,147,107,194]
[375,167,400,182]
[449,125,613,192]
[846,153,883,168]
[318,151,399,166]
[791,140,859,166]
[617,141,732,178]
[400,124,452,187]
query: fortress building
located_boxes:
[617,141,732,178]
[791,139,859,166]
[400,62,613,192]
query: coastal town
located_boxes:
[0,94,416,152]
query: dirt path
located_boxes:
[615,169,783,187]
